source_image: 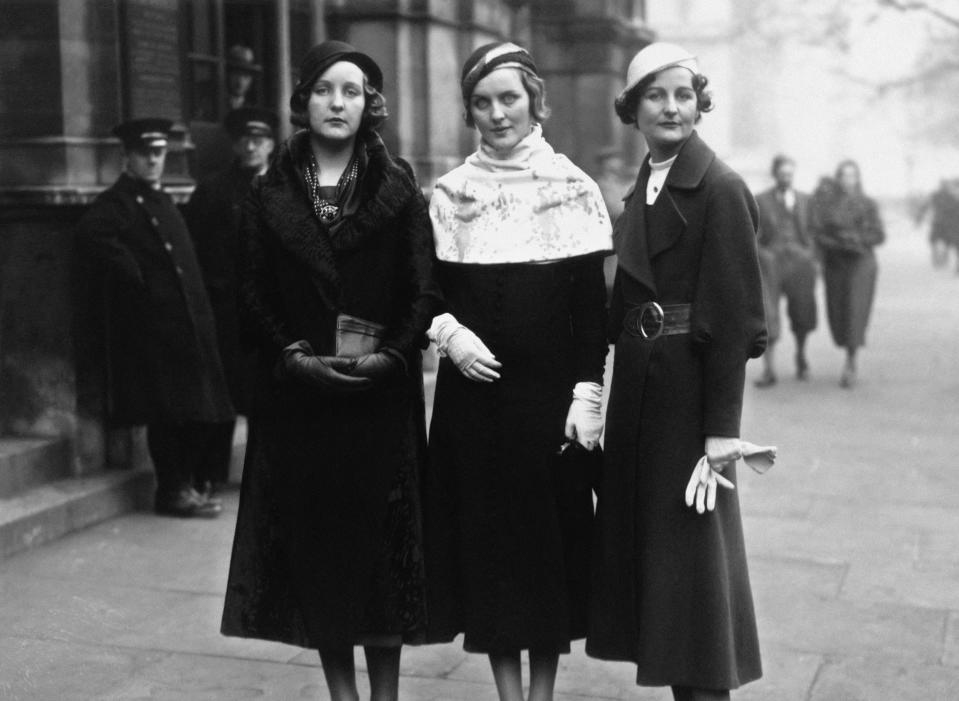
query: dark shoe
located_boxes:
[796,355,810,381]
[155,488,222,518]
[754,371,777,388]
[839,365,856,389]
[195,480,223,505]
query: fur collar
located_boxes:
[253,130,420,307]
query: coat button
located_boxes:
[164,242,173,252]
[175,266,184,275]
[135,195,144,204]
[150,217,159,226]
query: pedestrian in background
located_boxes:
[754,154,818,387]
[424,41,612,701]
[185,107,277,497]
[220,41,441,701]
[920,177,959,273]
[77,119,233,518]
[810,159,884,388]
[587,43,767,700]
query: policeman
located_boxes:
[185,108,278,496]
[77,118,234,517]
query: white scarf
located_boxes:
[430,125,613,264]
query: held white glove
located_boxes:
[684,437,778,514]
[564,382,604,450]
[428,313,502,382]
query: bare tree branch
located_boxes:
[876,0,959,29]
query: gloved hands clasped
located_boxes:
[428,313,502,382]
[281,341,406,393]
[564,381,604,451]
[684,437,778,514]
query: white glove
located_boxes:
[684,455,736,514]
[564,382,604,450]
[428,313,502,382]
[684,437,778,514]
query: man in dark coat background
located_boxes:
[754,154,818,387]
[185,108,277,495]
[76,118,234,517]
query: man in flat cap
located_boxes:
[185,107,277,496]
[77,118,234,517]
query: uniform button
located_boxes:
[175,266,184,275]
[150,217,159,226]
[164,242,173,251]
[135,195,144,204]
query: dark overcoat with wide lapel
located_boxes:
[185,162,259,413]
[220,130,442,649]
[76,173,233,425]
[587,131,767,690]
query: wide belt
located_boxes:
[623,302,691,340]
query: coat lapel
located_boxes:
[614,161,657,296]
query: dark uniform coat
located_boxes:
[425,255,608,655]
[587,132,767,690]
[76,173,233,425]
[185,163,259,412]
[220,131,441,650]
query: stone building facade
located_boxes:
[0,0,652,553]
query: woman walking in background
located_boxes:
[587,42,767,700]
[221,41,440,701]
[424,42,612,701]
[811,159,884,388]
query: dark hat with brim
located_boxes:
[223,107,279,140]
[460,41,538,101]
[293,40,383,98]
[112,118,173,150]
[227,44,262,73]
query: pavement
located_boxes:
[2,204,958,700]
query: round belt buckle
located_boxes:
[638,301,665,340]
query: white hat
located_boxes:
[619,42,699,101]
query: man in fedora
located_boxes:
[185,107,278,495]
[226,45,261,110]
[77,118,234,517]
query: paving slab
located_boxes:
[809,654,959,701]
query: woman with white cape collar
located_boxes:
[422,41,612,701]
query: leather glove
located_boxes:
[684,455,736,514]
[428,313,502,382]
[350,349,406,384]
[564,381,604,450]
[280,340,372,393]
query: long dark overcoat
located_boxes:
[424,255,609,655]
[185,162,259,412]
[810,186,884,350]
[587,132,767,690]
[220,131,441,650]
[75,173,233,425]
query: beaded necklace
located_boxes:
[304,153,359,224]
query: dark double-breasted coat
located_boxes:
[185,162,260,413]
[220,131,441,650]
[587,132,767,690]
[76,173,233,425]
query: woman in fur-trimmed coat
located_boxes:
[220,41,441,700]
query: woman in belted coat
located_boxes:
[810,159,884,388]
[586,43,767,700]
[220,41,441,701]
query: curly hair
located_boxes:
[289,77,389,132]
[463,69,551,128]
[614,73,713,126]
